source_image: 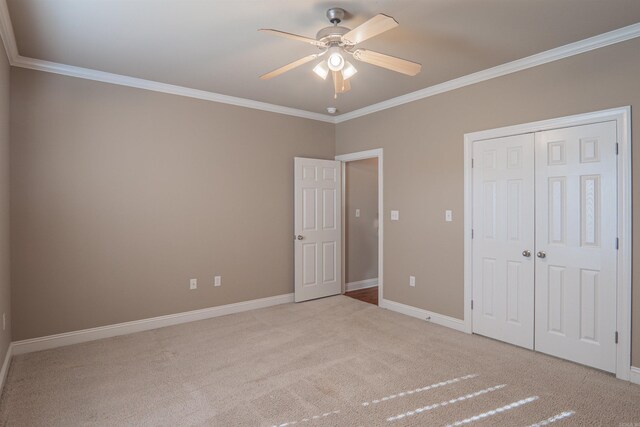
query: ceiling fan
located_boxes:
[259,8,422,99]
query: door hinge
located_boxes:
[616,237,619,250]
[471,300,474,310]
[615,331,619,344]
[616,143,619,155]
[472,229,474,239]
[471,158,474,168]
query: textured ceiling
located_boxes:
[7,0,640,115]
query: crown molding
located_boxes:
[334,22,640,123]
[11,55,335,123]
[0,0,17,61]
[0,1,334,123]
[1,0,639,124]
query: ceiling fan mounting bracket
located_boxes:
[326,7,345,25]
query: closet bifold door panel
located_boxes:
[471,120,619,373]
[534,121,618,373]
[472,134,535,349]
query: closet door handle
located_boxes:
[522,250,531,257]
[536,251,546,259]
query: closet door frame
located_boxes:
[463,107,632,382]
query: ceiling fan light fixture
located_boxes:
[342,61,357,80]
[313,61,329,80]
[327,47,345,71]
[259,10,421,97]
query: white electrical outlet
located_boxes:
[355,209,360,218]
[445,210,453,222]
[409,276,416,287]
[391,210,400,221]
[190,279,197,290]
[214,276,222,287]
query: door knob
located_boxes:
[522,250,531,257]
[296,235,304,240]
[537,251,546,258]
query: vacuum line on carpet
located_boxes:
[386,384,506,422]
[272,410,340,427]
[527,410,575,427]
[443,396,540,427]
[362,374,479,406]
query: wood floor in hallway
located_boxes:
[345,286,378,306]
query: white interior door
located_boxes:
[534,121,618,372]
[472,134,535,349]
[294,158,342,302]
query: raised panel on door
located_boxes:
[302,188,317,231]
[302,243,318,287]
[322,242,336,283]
[506,261,522,324]
[481,257,496,318]
[534,121,617,373]
[547,266,566,335]
[322,188,336,230]
[294,158,342,302]
[472,133,535,349]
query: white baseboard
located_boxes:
[0,343,13,395]
[345,278,378,292]
[12,293,294,356]
[380,298,467,333]
[630,367,640,385]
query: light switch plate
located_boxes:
[190,279,197,290]
[355,209,360,218]
[214,276,221,287]
[445,210,453,222]
[391,210,400,221]
[409,276,416,287]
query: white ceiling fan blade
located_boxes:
[353,49,421,76]
[260,54,318,80]
[259,29,326,47]
[342,14,398,45]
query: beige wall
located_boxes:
[336,38,640,367]
[345,158,378,284]
[10,68,335,341]
[0,40,11,363]
[6,36,640,368]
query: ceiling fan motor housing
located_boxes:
[316,26,350,45]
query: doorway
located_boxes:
[336,149,383,306]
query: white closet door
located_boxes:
[294,158,342,302]
[472,134,535,349]
[534,121,617,373]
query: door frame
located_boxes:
[463,107,632,381]
[335,149,383,305]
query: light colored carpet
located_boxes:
[1,295,639,426]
